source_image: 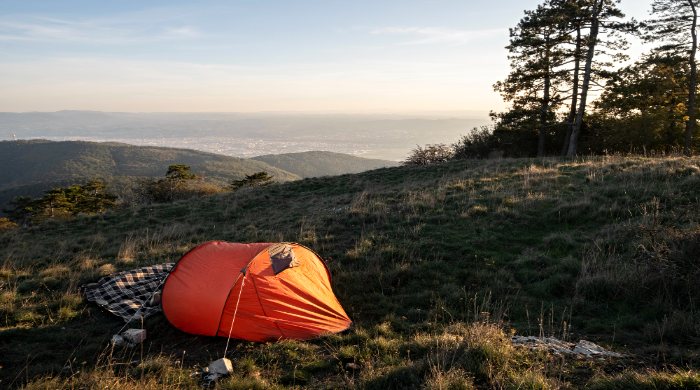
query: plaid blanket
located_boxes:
[83,263,174,322]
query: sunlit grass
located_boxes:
[1,155,699,388]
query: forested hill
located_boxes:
[0,140,400,212]
[0,140,300,210]
[251,151,399,178]
[0,140,299,190]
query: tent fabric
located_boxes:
[83,263,174,321]
[162,241,352,342]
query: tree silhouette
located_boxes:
[645,0,700,155]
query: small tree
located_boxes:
[140,164,201,202]
[645,0,700,155]
[4,180,118,224]
[4,196,37,225]
[39,187,73,218]
[166,164,196,181]
[404,144,454,165]
[593,54,688,152]
[230,172,274,191]
[77,180,118,213]
[453,126,497,159]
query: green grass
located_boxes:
[588,369,700,390]
[1,156,699,388]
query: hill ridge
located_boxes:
[251,150,399,178]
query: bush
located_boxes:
[3,180,117,224]
[404,144,454,166]
[0,217,18,230]
[453,126,497,159]
[138,164,226,203]
[230,171,274,191]
[138,177,225,203]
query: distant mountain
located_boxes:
[0,139,299,211]
[251,151,399,178]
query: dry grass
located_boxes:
[1,156,700,388]
[588,369,700,390]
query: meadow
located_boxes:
[1,155,699,389]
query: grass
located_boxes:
[1,155,699,388]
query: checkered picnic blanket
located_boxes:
[83,263,174,322]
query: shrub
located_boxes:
[453,126,497,159]
[3,180,117,224]
[230,171,275,191]
[0,217,18,230]
[138,164,225,203]
[404,144,454,166]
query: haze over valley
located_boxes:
[0,111,488,161]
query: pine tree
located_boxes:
[165,164,197,201]
[38,187,73,218]
[495,0,629,157]
[166,164,197,181]
[566,0,629,157]
[555,0,588,155]
[495,1,569,157]
[645,0,699,155]
[230,172,275,190]
[595,54,688,151]
[78,180,118,213]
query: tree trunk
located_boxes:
[562,24,582,156]
[539,74,551,157]
[667,95,677,147]
[539,34,552,157]
[686,0,698,156]
[567,0,603,157]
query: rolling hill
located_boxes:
[0,139,299,190]
[251,150,399,178]
[0,140,299,212]
[1,156,699,388]
[0,140,402,212]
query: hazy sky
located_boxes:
[0,0,650,115]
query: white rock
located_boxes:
[111,334,125,347]
[208,358,233,375]
[511,335,623,358]
[573,340,623,357]
[122,328,147,344]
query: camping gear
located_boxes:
[162,241,352,342]
[83,263,174,321]
[208,358,233,375]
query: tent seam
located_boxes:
[249,274,287,339]
[213,244,273,336]
[214,272,243,337]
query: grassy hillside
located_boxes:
[1,156,699,388]
[252,151,399,178]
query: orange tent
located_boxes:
[162,241,351,342]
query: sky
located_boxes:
[0,0,651,115]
